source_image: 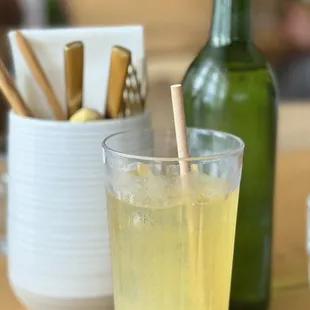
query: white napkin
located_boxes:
[8,26,145,119]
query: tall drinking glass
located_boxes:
[102,128,244,310]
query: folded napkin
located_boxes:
[8,26,145,119]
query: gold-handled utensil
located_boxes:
[106,46,131,119]
[0,57,32,117]
[69,107,102,122]
[64,41,84,119]
[15,31,66,120]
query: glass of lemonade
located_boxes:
[102,128,244,310]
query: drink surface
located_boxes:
[107,171,239,310]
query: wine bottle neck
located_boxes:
[209,0,252,46]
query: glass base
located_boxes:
[229,299,269,310]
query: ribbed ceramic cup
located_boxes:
[7,111,151,310]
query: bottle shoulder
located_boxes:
[182,42,276,94]
[183,42,271,74]
[182,42,278,115]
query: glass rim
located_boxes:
[102,127,244,163]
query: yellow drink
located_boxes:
[107,173,239,310]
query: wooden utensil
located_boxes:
[106,46,131,119]
[64,41,84,119]
[0,58,31,117]
[15,31,66,120]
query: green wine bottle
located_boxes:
[182,0,277,309]
[46,0,67,26]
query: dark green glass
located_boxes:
[182,0,277,309]
[47,0,67,26]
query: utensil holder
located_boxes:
[7,111,150,310]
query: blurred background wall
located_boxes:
[0,0,309,147]
[64,0,282,78]
[0,0,292,81]
[3,0,307,96]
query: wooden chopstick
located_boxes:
[0,57,31,117]
[15,31,66,120]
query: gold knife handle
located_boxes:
[106,46,131,119]
[65,41,84,119]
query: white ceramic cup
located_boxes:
[7,111,151,310]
